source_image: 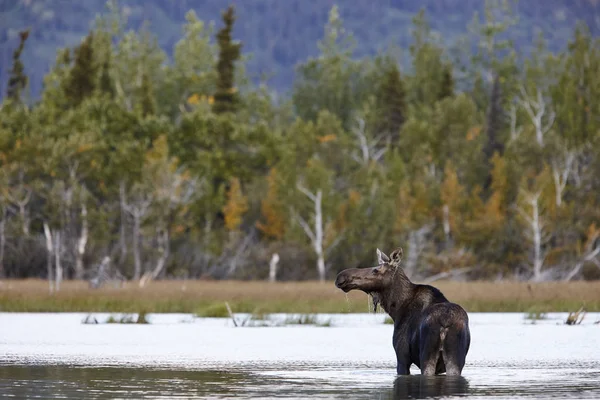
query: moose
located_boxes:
[335,247,470,376]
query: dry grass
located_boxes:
[0,279,599,313]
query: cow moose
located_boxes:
[335,247,470,376]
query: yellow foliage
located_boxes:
[77,144,93,153]
[187,93,200,105]
[208,95,214,105]
[223,177,248,232]
[256,169,286,240]
[466,126,481,141]
[348,189,361,206]
[317,134,337,143]
[15,139,21,149]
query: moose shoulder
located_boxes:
[335,247,470,376]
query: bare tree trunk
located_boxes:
[54,230,62,291]
[404,225,432,278]
[442,204,451,249]
[517,191,547,281]
[551,151,575,207]
[75,202,88,280]
[314,190,325,282]
[43,223,54,293]
[564,229,600,281]
[0,212,5,279]
[149,228,170,281]
[269,253,279,282]
[295,185,326,281]
[132,212,142,280]
[531,196,543,281]
[119,181,128,264]
[518,86,555,147]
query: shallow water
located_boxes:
[1,312,599,399]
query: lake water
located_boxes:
[0,312,599,399]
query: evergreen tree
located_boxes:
[375,63,406,142]
[438,64,454,100]
[65,32,98,106]
[212,6,241,115]
[139,72,156,117]
[483,75,504,189]
[98,59,115,98]
[6,30,30,104]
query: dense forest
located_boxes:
[1,0,599,98]
[0,1,599,287]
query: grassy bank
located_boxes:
[0,279,599,313]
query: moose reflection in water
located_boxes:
[390,375,470,399]
[335,247,471,376]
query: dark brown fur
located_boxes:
[335,247,470,376]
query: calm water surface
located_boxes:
[1,313,599,399]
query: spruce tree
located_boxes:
[212,5,241,115]
[376,63,406,142]
[139,72,156,117]
[438,64,454,100]
[483,75,505,190]
[98,59,115,98]
[65,32,98,106]
[6,30,30,104]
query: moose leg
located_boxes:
[441,326,469,376]
[419,324,444,376]
[394,343,412,375]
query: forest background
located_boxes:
[0,0,599,289]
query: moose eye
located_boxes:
[372,268,379,275]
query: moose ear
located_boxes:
[390,247,404,264]
[377,248,390,264]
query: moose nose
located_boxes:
[335,273,347,288]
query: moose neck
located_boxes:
[379,268,415,319]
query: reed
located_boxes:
[0,279,599,313]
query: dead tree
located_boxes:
[350,117,388,166]
[517,190,550,281]
[550,150,576,207]
[518,86,555,147]
[123,188,152,280]
[295,184,326,281]
[74,192,89,280]
[564,227,600,281]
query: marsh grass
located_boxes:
[565,307,586,325]
[83,311,150,324]
[524,307,548,324]
[2,279,599,313]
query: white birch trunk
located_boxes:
[54,230,62,292]
[119,181,128,264]
[269,253,280,282]
[43,222,54,293]
[295,185,326,281]
[75,202,88,280]
[442,204,451,248]
[518,86,555,147]
[149,228,170,281]
[551,151,575,207]
[0,213,5,278]
[531,195,543,281]
[132,211,142,280]
[517,191,547,282]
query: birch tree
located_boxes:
[517,85,555,147]
[294,184,326,281]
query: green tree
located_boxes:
[213,6,242,115]
[374,63,406,143]
[65,32,98,107]
[6,30,30,104]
